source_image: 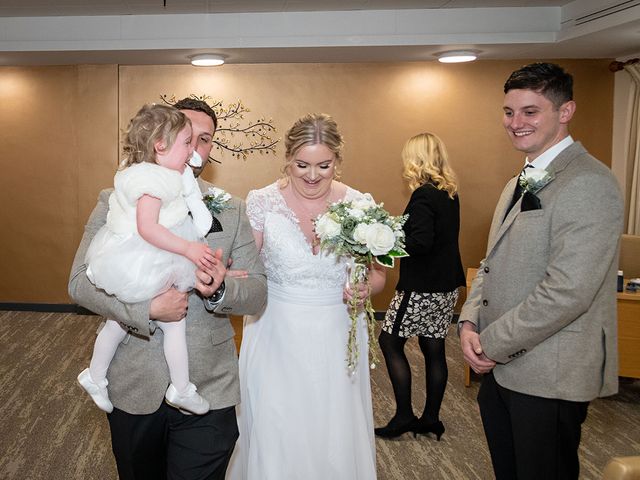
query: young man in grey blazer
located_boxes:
[69,98,267,480]
[459,63,623,479]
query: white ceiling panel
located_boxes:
[0,0,637,65]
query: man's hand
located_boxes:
[459,321,496,374]
[149,287,189,322]
[195,248,227,297]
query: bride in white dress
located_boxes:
[227,113,385,480]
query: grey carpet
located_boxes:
[1,311,639,479]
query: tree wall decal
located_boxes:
[160,94,279,165]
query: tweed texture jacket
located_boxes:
[459,142,623,402]
[69,180,267,414]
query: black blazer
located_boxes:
[395,183,465,293]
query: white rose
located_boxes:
[207,186,223,196]
[523,167,548,182]
[364,223,396,256]
[352,223,370,244]
[348,208,365,219]
[315,214,341,239]
[351,193,376,210]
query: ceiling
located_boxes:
[0,0,638,66]
[0,1,575,16]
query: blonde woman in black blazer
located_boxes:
[375,133,465,440]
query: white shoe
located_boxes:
[165,383,210,415]
[77,368,113,413]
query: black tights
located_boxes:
[378,330,448,425]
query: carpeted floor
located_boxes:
[0,310,639,479]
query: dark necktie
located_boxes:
[208,216,224,233]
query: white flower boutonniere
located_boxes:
[519,168,554,195]
[202,187,232,215]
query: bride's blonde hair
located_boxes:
[279,113,344,186]
[402,132,458,198]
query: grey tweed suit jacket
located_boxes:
[69,179,267,414]
[459,142,623,402]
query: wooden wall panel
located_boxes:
[0,65,118,303]
[0,59,613,306]
[119,59,613,309]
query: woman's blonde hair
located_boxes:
[120,104,190,169]
[280,113,344,183]
[402,132,458,198]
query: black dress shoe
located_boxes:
[412,419,445,441]
[374,416,418,439]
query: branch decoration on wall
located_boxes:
[160,94,279,165]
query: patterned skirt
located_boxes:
[381,289,459,339]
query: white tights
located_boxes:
[88,318,190,394]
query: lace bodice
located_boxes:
[246,182,365,289]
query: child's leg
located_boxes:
[156,319,209,415]
[155,319,190,394]
[89,319,127,383]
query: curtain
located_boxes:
[624,63,640,234]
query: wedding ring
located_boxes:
[206,274,214,286]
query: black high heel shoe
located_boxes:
[374,416,418,439]
[412,419,445,441]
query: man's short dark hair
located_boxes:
[504,62,573,109]
[172,97,218,131]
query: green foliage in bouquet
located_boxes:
[314,194,408,371]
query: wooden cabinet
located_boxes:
[617,285,640,379]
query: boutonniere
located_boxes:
[202,187,232,215]
[519,168,554,195]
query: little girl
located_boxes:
[78,104,214,415]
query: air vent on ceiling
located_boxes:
[573,0,640,26]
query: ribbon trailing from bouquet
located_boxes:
[314,193,409,371]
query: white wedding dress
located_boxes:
[227,182,376,480]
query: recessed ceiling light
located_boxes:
[190,54,225,66]
[437,50,478,63]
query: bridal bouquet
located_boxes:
[314,193,408,371]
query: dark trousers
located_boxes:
[478,372,589,480]
[107,402,239,480]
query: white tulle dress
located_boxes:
[85,162,207,303]
[227,182,376,480]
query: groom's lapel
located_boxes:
[197,177,226,234]
[486,176,519,255]
[485,142,583,256]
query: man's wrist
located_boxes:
[204,280,226,311]
[457,319,477,335]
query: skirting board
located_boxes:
[0,303,96,315]
[0,304,459,323]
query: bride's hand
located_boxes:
[343,262,386,305]
[343,281,371,306]
[225,256,248,279]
